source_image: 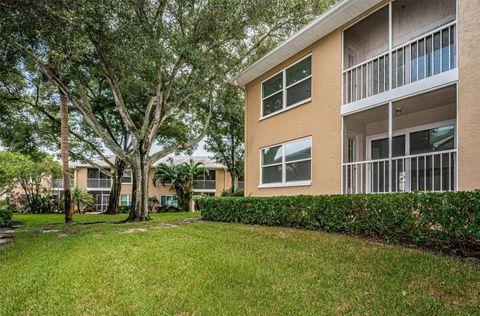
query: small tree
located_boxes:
[71,187,95,214]
[0,151,61,213]
[205,86,244,192]
[153,159,206,212]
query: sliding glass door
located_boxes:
[368,123,455,193]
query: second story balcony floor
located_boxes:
[343,0,457,108]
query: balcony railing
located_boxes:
[342,149,456,194]
[87,178,112,188]
[52,179,74,189]
[343,22,456,105]
[193,180,216,191]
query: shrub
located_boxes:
[119,205,131,214]
[198,192,480,257]
[221,188,244,197]
[0,208,13,228]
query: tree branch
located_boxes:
[6,38,127,161]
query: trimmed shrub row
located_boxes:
[198,192,480,257]
[0,208,13,228]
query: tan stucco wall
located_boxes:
[244,30,342,196]
[147,169,176,198]
[457,0,480,191]
[75,168,88,189]
[215,169,230,196]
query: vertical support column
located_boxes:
[388,102,392,193]
[457,0,480,191]
[340,116,344,194]
[388,1,393,193]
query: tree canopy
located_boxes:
[0,0,336,220]
[204,85,244,192]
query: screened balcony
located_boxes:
[343,0,456,105]
[87,168,112,189]
[342,85,456,194]
[193,170,216,192]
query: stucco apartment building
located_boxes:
[52,156,236,211]
[232,0,480,196]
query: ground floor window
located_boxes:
[160,195,178,207]
[89,191,110,212]
[120,194,131,206]
[260,136,312,186]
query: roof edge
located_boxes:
[230,0,381,87]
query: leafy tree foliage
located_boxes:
[71,187,96,214]
[0,151,61,213]
[153,159,207,212]
[205,86,244,192]
[0,0,336,220]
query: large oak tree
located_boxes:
[1,0,335,221]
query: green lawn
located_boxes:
[0,213,478,315]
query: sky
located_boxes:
[145,138,211,158]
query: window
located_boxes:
[410,125,454,155]
[160,195,178,207]
[120,194,131,206]
[194,170,216,181]
[122,170,132,184]
[260,137,312,186]
[261,55,312,117]
[87,168,110,179]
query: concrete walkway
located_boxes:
[0,222,21,247]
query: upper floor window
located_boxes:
[194,169,216,181]
[122,170,132,184]
[260,137,312,186]
[87,168,110,179]
[262,55,312,117]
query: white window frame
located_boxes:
[260,54,312,120]
[364,120,456,193]
[259,136,312,188]
[160,195,178,207]
[122,170,133,184]
[120,194,131,206]
[366,119,456,160]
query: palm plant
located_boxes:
[71,187,95,214]
[153,159,206,212]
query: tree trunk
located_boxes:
[231,140,236,193]
[127,152,150,222]
[59,89,73,223]
[230,172,237,193]
[105,158,126,215]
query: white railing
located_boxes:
[193,180,216,191]
[87,178,111,188]
[392,22,456,89]
[343,51,389,104]
[342,149,456,194]
[343,22,456,105]
[52,179,74,188]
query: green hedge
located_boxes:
[0,208,13,228]
[198,192,480,256]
